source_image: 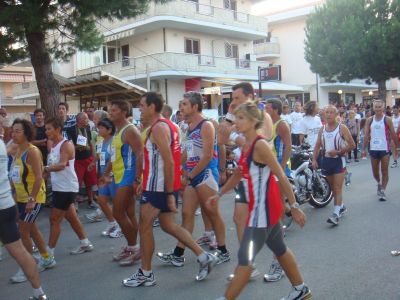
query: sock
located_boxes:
[197,252,208,264]
[341,204,345,209]
[333,205,341,216]
[205,231,214,238]
[294,283,305,291]
[80,238,90,245]
[126,244,139,251]
[96,208,102,215]
[47,247,54,256]
[217,245,227,254]
[41,252,50,259]
[141,269,152,276]
[33,287,44,298]
[173,246,185,257]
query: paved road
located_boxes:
[1,159,400,300]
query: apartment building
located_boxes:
[74,0,273,109]
[251,0,400,107]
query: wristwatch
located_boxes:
[290,202,300,209]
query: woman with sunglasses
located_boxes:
[212,101,311,300]
[9,119,55,284]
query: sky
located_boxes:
[251,0,323,16]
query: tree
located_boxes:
[0,0,166,116]
[305,0,400,103]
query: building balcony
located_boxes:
[76,52,269,81]
[100,0,268,40]
[253,42,280,59]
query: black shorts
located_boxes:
[17,202,42,223]
[234,181,247,204]
[0,206,20,245]
[52,191,77,211]
[140,191,179,213]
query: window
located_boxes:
[225,43,238,58]
[121,45,130,67]
[345,93,355,105]
[185,39,200,54]
[107,47,116,63]
[328,92,341,105]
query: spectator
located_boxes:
[32,108,48,165]
[57,102,76,138]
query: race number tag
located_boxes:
[372,137,383,147]
[111,145,116,162]
[100,152,106,166]
[77,135,87,146]
[11,165,21,184]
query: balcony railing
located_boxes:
[100,0,267,35]
[253,42,280,58]
[76,52,269,79]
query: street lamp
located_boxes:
[338,89,343,105]
[368,90,373,96]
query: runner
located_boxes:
[123,92,217,287]
[99,99,142,266]
[157,91,230,265]
[86,118,121,237]
[57,102,76,139]
[312,105,355,225]
[391,106,400,168]
[0,137,48,300]
[362,100,398,201]
[217,82,273,280]
[264,98,292,282]
[9,119,55,283]
[213,101,311,300]
[44,117,93,256]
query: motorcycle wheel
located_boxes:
[308,175,333,208]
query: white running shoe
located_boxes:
[70,242,94,255]
[10,268,27,283]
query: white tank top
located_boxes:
[393,115,400,132]
[48,139,79,192]
[370,116,389,151]
[0,140,15,210]
[322,124,346,157]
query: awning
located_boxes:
[202,79,304,93]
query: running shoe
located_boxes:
[122,268,156,287]
[70,242,94,255]
[153,218,160,227]
[214,250,231,265]
[108,225,123,238]
[391,160,398,168]
[37,255,56,272]
[29,295,48,300]
[327,213,339,226]
[227,267,260,281]
[281,285,312,300]
[85,212,104,223]
[379,190,387,201]
[196,252,218,281]
[88,201,98,209]
[264,260,285,282]
[119,247,141,266]
[377,184,382,196]
[195,208,202,216]
[354,159,359,162]
[113,246,131,261]
[339,205,347,217]
[156,250,185,267]
[391,250,400,256]
[10,268,27,283]
[101,223,118,237]
[32,245,39,253]
[196,233,211,246]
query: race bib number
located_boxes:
[111,145,116,162]
[96,142,103,154]
[372,137,383,147]
[47,152,57,166]
[11,165,21,184]
[100,152,106,166]
[77,135,87,146]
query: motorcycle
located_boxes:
[288,143,333,208]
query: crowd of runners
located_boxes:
[0,82,399,300]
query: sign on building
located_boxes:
[259,65,281,82]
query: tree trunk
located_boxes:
[377,79,387,106]
[25,31,60,117]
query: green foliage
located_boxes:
[305,0,400,84]
[0,0,169,63]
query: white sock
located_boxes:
[80,238,90,245]
[126,244,139,251]
[47,247,54,256]
[294,283,305,290]
[141,269,152,276]
[333,205,341,216]
[33,287,44,298]
[96,208,102,215]
[205,231,214,238]
[197,252,208,264]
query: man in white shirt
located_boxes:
[299,101,322,150]
[281,103,292,127]
[290,101,304,146]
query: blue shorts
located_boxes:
[321,157,346,176]
[111,170,135,196]
[17,202,42,223]
[189,168,219,191]
[369,150,391,159]
[140,191,179,213]
[98,184,115,197]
